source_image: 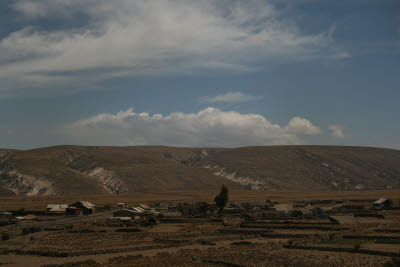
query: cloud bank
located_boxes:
[1,0,346,97]
[58,107,321,147]
[199,92,263,103]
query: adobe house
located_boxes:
[113,209,138,219]
[113,208,157,223]
[46,204,68,215]
[67,201,96,215]
[137,212,158,224]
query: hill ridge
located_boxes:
[0,145,399,196]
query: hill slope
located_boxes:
[198,146,400,190]
[0,146,399,196]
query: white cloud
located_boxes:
[329,125,346,138]
[285,117,322,135]
[199,92,263,103]
[0,0,346,97]
[57,107,321,147]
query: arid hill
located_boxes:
[0,145,399,196]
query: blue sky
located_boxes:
[0,0,399,149]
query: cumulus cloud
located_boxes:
[285,117,322,135]
[329,125,346,138]
[57,107,321,147]
[0,0,346,97]
[199,92,263,103]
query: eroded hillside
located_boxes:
[0,145,399,196]
[198,146,400,190]
[0,146,240,196]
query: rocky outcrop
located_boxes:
[83,167,128,194]
[0,169,54,196]
[67,156,128,194]
[203,165,276,190]
[0,149,128,196]
[0,150,55,195]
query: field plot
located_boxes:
[0,190,399,266]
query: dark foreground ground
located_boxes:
[0,190,399,266]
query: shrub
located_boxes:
[1,233,9,241]
[197,202,211,216]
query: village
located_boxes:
[0,191,399,266]
[0,196,396,225]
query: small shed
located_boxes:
[23,214,38,220]
[113,208,157,223]
[117,203,127,208]
[131,206,145,213]
[0,212,13,219]
[137,204,151,211]
[372,198,392,210]
[12,216,25,222]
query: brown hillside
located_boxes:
[0,146,240,196]
[0,145,399,196]
[198,146,400,190]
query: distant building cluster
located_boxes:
[0,197,397,228]
[45,201,96,216]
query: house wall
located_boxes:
[113,210,136,218]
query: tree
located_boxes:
[214,184,229,214]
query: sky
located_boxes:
[0,0,399,149]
